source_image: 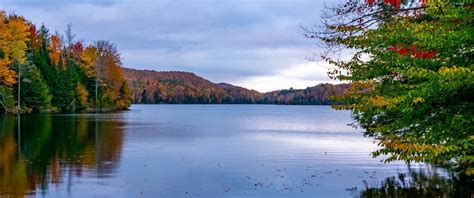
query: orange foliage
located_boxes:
[27,24,40,49]
[104,55,124,93]
[123,68,349,104]
[0,11,30,87]
[48,34,62,66]
[0,131,29,197]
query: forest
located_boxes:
[0,11,131,113]
[123,68,349,105]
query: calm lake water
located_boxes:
[0,105,469,197]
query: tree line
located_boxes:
[0,11,131,113]
[123,68,349,105]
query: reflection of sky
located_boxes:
[245,115,357,134]
[96,105,437,197]
[0,0,341,91]
[6,105,454,197]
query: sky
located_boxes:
[1,0,339,92]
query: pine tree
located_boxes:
[140,89,148,104]
[20,62,52,112]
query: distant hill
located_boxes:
[261,84,350,105]
[123,68,349,105]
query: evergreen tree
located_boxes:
[140,89,147,104]
[33,25,55,87]
[20,63,52,112]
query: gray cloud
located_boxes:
[1,0,331,91]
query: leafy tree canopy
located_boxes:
[308,0,474,175]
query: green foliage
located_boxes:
[57,56,82,111]
[1,10,131,113]
[96,90,115,111]
[353,169,474,198]
[20,62,52,112]
[316,1,474,175]
[0,85,15,113]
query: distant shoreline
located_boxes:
[124,68,349,105]
[0,104,335,115]
[130,103,333,106]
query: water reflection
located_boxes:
[349,165,474,198]
[0,114,124,197]
[1,106,471,197]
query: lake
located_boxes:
[0,105,468,197]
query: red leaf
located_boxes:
[398,48,408,55]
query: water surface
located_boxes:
[0,105,467,197]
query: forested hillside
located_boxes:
[261,84,350,105]
[124,68,349,105]
[0,11,131,113]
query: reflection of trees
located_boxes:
[351,166,474,198]
[0,114,124,197]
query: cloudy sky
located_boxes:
[1,0,338,92]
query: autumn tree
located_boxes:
[93,40,131,111]
[308,0,474,175]
[31,24,64,110]
[1,10,131,113]
[81,45,97,78]
[75,83,89,111]
[0,12,30,112]
[116,80,132,109]
[0,12,29,87]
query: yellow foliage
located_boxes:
[0,11,30,87]
[81,46,97,78]
[344,81,377,95]
[75,83,89,109]
[466,168,474,176]
[368,95,399,107]
[332,104,358,110]
[413,97,424,104]
[381,138,448,161]
[0,134,29,197]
